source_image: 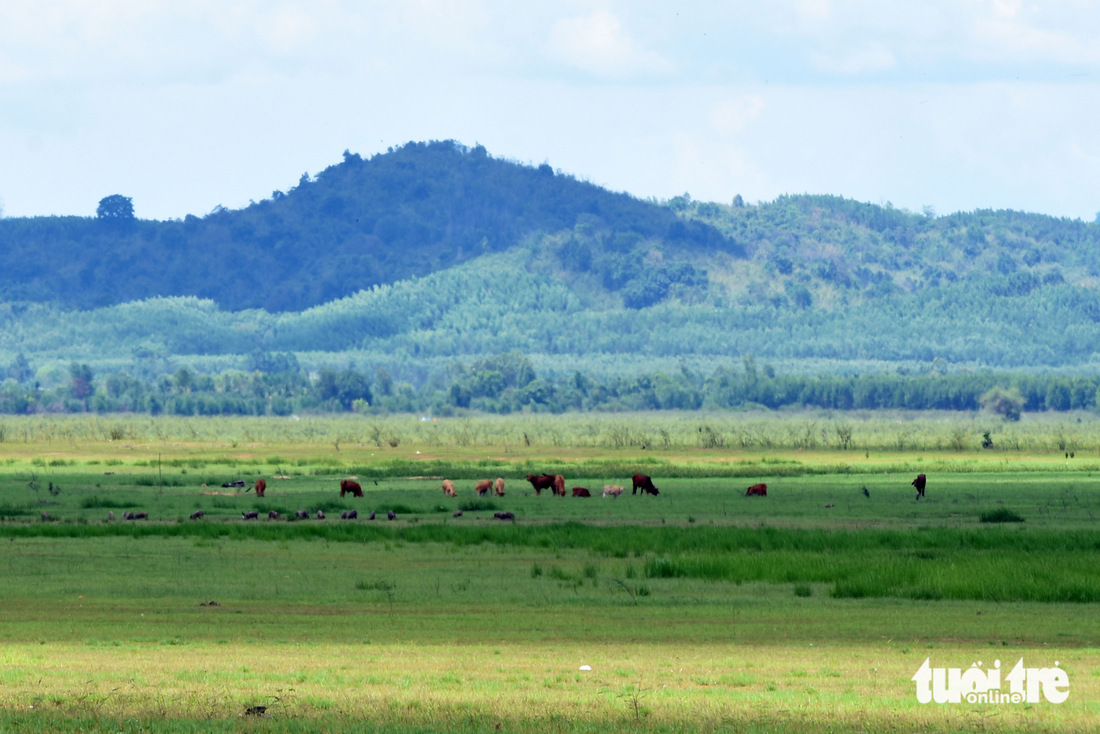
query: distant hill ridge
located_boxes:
[0,141,740,312]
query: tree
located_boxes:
[375,368,394,397]
[8,353,32,383]
[69,362,94,400]
[96,194,134,220]
[980,386,1024,421]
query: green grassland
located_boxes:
[2,414,1100,732]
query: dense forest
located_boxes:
[0,350,1093,419]
[2,140,1100,404]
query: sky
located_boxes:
[1,1,1099,221]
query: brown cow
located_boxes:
[553,475,566,497]
[340,479,363,497]
[745,483,767,497]
[571,487,591,497]
[912,473,927,500]
[442,479,457,497]
[254,478,266,497]
[632,474,659,496]
[494,477,505,496]
[526,474,556,495]
[603,484,624,498]
[475,479,492,496]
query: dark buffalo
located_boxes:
[745,483,767,497]
[190,510,205,520]
[295,510,309,520]
[268,510,279,520]
[222,480,246,488]
[316,510,326,520]
[340,479,363,498]
[387,510,396,521]
[453,510,463,517]
[632,474,659,496]
[242,511,259,520]
[526,474,556,495]
[912,474,927,500]
[493,511,516,520]
[369,510,376,520]
[571,487,591,497]
[133,512,148,520]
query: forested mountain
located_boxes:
[0,141,736,312]
[3,139,1100,414]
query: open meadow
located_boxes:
[1,411,1100,733]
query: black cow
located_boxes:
[632,474,659,496]
[912,474,927,500]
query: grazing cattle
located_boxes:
[912,473,927,500]
[242,511,259,520]
[475,479,492,496]
[603,485,624,498]
[190,510,205,520]
[453,510,463,517]
[295,510,309,520]
[133,512,148,520]
[442,479,457,497]
[571,487,591,497]
[316,510,326,520]
[387,510,396,521]
[526,474,556,495]
[108,511,115,521]
[494,477,505,496]
[493,511,515,520]
[268,510,279,520]
[632,474,659,496]
[254,478,266,497]
[222,480,246,488]
[340,479,363,498]
[745,483,767,497]
[340,509,358,520]
[553,475,566,497]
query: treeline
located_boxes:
[2,352,1097,417]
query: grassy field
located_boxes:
[1,413,1100,732]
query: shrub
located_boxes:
[980,508,1025,523]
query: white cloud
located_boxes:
[811,41,897,74]
[708,96,765,134]
[547,10,671,79]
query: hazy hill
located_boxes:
[2,141,1100,382]
[0,141,737,312]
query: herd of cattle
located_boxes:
[78,472,931,524]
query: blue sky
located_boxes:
[1,1,1098,220]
